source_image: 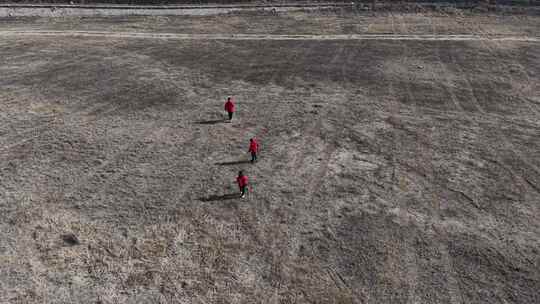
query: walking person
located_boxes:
[224,97,235,122]
[248,138,259,163]
[236,170,249,198]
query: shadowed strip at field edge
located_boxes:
[0,30,539,42]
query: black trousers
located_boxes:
[240,185,248,196]
[251,152,257,163]
[228,112,233,120]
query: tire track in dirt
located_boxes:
[479,16,539,109]
[244,38,352,299]
[60,93,189,212]
[432,37,540,302]
[330,44,368,304]
[399,19,535,303]
[309,45,361,302]
[389,12,397,35]
[472,49,540,180]
[62,119,165,204]
[416,24,464,300]
[249,36,321,179]
[292,40,373,303]
[389,12,422,304]
[256,38,325,288]
[134,102,201,200]
[392,16,419,116]
[428,38,472,304]
[72,116,198,219]
[422,16,522,303]
[55,57,197,214]
[415,122,468,304]
[0,49,147,152]
[284,41,346,209]
[133,44,234,209]
[452,11,539,117]
[192,43,297,252]
[438,240,463,304]
[254,38,318,140]
[266,41,363,301]
[0,60,174,156]
[455,46,540,194]
[1,47,203,213]
[244,38,317,184]
[393,12,472,304]
[432,48,465,113]
[439,9,540,190]
[392,139,470,304]
[386,84,422,304]
[191,40,275,252]
[420,169,464,304]
[0,91,123,154]
[427,13,490,301]
[287,44,343,176]
[217,38,322,294]
[0,30,538,42]
[375,97,462,302]
[0,101,130,206]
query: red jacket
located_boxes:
[224,100,235,113]
[249,140,259,153]
[237,175,248,187]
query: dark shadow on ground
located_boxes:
[215,160,251,166]
[199,193,239,202]
[195,119,227,125]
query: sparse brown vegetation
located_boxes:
[1,8,539,304]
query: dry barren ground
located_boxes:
[1,10,540,304]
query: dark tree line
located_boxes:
[0,0,537,6]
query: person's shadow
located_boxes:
[195,119,226,125]
[199,193,239,202]
[215,160,251,166]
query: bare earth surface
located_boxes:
[1,10,539,304]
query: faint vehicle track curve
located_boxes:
[0,30,538,42]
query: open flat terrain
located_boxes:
[1,9,540,304]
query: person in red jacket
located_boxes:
[248,138,259,163]
[224,97,235,122]
[236,170,249,198]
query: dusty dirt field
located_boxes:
[1,10,540,35]
[1,10,540,304]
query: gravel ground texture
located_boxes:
[1,9,539,304]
